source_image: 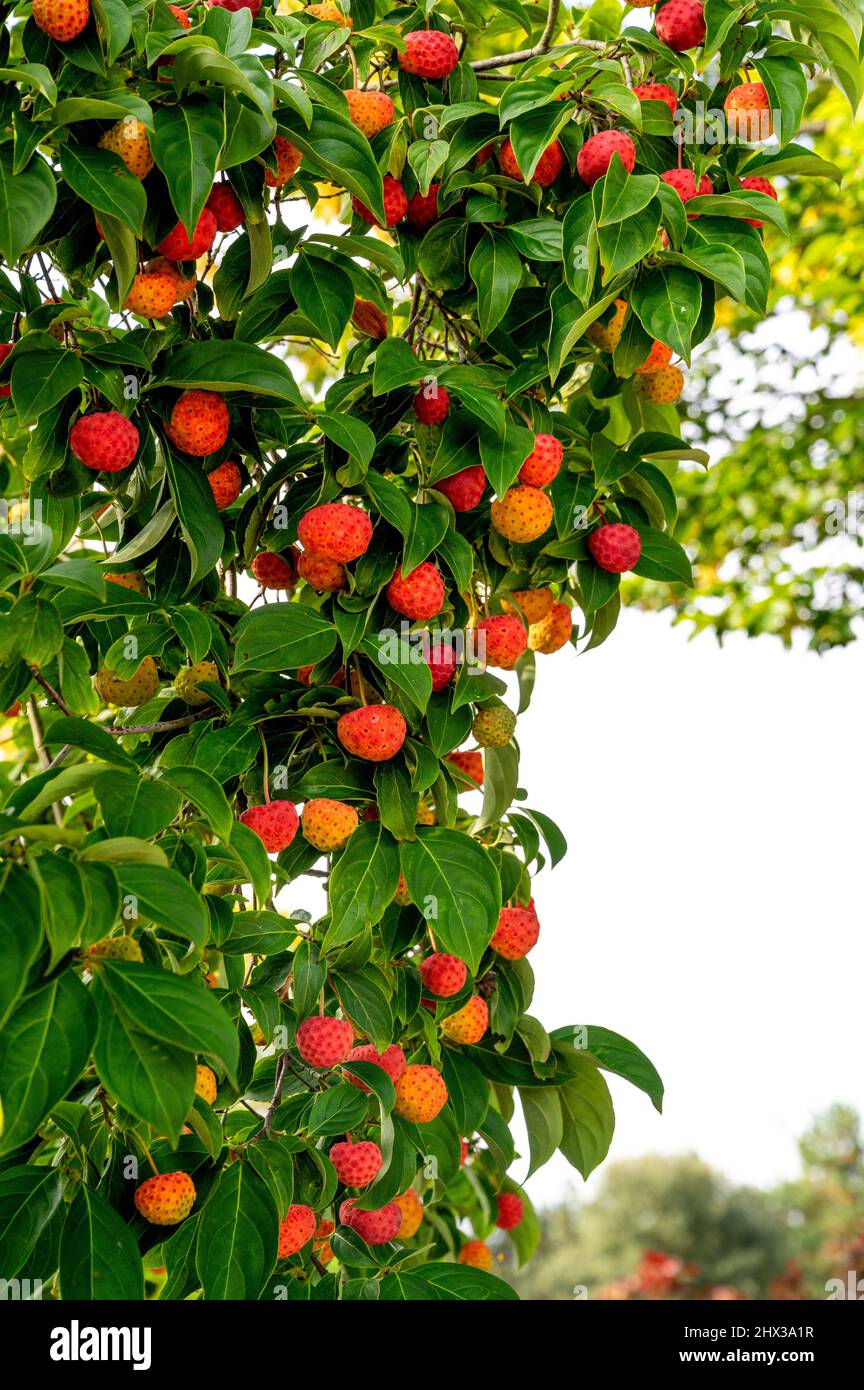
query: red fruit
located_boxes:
[393,1064,448,1123]
[297,551,348,592]
[398,29,459,80]
[636,341,673,375]
[297,663,345,687]
[432,464,485,511]
[587,522,642,573]
[425,643,457,691]
[655,0,706,51]
[337,704,407,761]
[490,905,540,960]
[739,175,778,227]
[472,614,528,671]
[519,433,562,488]
[447,750,483,787]
[239,801,299,853]
[724,82,772,140]
[168,4,191,25]
[386,561,445,620]
[340,1199,402,1245]
[633,83,678,115]
[0,342,12,397]
[70,411,139,473]
[156,210,217,261]
[297,502,373,563]
[459,1238,493,1270]
[352,175,407,228]
[264,136,302,189]
[251,549,296,589]
[329,1139,383,1187]
[33,0,90,42]
[134,1171,196,1225]
[577,130,636,188]
[499,137,564,188]
[344,1042,407,1091]
[419,952,468,997]
[351,298,388,340]
[211,0,261,12]
[296,1015,354,1069]
[124,270,180,318]
[407,184,440,232]
[206,183,244,233]
[207,460,242,510]
[167,389,230,456]
[278,1204,316,1257]
[496,1191,525,1230]
[660,168,713,215]
[413,383,450,426]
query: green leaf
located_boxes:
[359,632,433,713]
[94,961,239,1082]
[0,864,44,1028]
[518,1086,563,1176]
[400,829,501,973]
[308,1082,368,1137]
[231,603,338,673]
[379,1262,518,1300]
[0,1165,62,1280]
[0,150,57,263]
[117,865,209,948]
[556,1049,615,1178]
[195,1161,278,1300]
[93,771,180,839]
[278,108,384,224]
[0,974,96,1155]
[59,1186,144,1301]
[372,337,429,395]
[551,1024,664,1112]
[165,452,225,585]
[10,350,83,428]
[93,988,195,1141]
[325,822,401,950]
[60,144,146,235]
[469,231,522,338]
[753,55,808,146]
[290,253,354,349]
[598,158,660,226]
[161,765,233,842]
[632,527,693,585]
[631,267,702,365]
[151,98,225,233]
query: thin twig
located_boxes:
[29,666,74,717]
[26,698,64,828]
[469,0,602,71]
[106,708,217,736]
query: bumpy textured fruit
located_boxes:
[0,342,12,396]
[297,550,347,591]
[176,660,219,707]
[386,561,445,620]
[302,798,359,851]
[146,256,195,301]
[264,135,303,188]
[195,1064,217,1104]
[167,390,230,456]
[87,936,143,962]
[496,1191,524,1230]
[156,210,217,261]
[440,994,488,1044]
[655,0,706,50]
[297,663,344,686]
[98,117,153,178]
[577,130,636,187]
[447,750,483,786]
[314,1217,335,1263]
[305,1,350,21]
[296,1015,354,1069]
[329,1139,383,1187]
[519,434,562,488]
[660,168,713,205]
[459,1239,493,1270]
[394,1065,448,1123]
[344,1043,407,1091]
[167,3,191,25]
[501,588,553,625]
[239,801,299,853]
[490,905,540,960]
[278,1204,316,1257]
[499,137,564,187]
[207,460,242,510]
[345,88,394,138]
[393,872,411,906]
[416,802,435,826]
[134,1171,196,1225]
[491,486,553,544]
[352,175,408,228]
[407,184,440,231]
[398,29,459,79]
[635,364,684,404]
[206,183,245,232]
[124,270,179,318]
[340,1199,402,1244]
[472,702,517,748]
[633,82,677,114]
[528,601,573,654]
[432,464,485,511]
[425,643,457,691]
[337,704,407,761]
[472,614,528,671]
[251,549,296,589]
[105,571,147,594]
[725,81,772,139]
[588,523,642,573]
[637,341,674,375]
[419,952,467,997]
[95,657,159,707]
[70,411,139,472]
[351,298,388,340]
[413,383,450,425]
[297,502,373,562]
[739,175,778,227]
[586,298,628,352]
[394,1188,424,1238]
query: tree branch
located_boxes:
[469,1,604,72]
[29,666,74,717]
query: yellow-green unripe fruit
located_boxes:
[95,657,159,707]
[472,702,517,748]
[175,660,220,707]
[88,936,143,962]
